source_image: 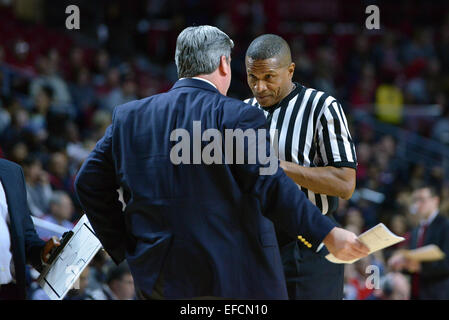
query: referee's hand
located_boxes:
[323,227,370,261]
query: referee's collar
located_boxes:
[260,82,303,113]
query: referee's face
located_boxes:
[246,56,295,107]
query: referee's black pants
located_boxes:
[280,239,344,300]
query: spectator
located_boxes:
[344,257,375,300]
[87,250,112,292]
[101,72,137,112]
[92,49,111,89]
[90,110,111,141]
[90,263,135,300]
[97,67,120,102]
[7,141,28,165]
[369,272,411,300]
[349,64,376,112]
[22,155,53,217]
[47,152,72,193]
[354,142,371,185]
[374,31,401,74]
[388,184,449,299]
[431,102,449,145]
[27,85,53,143]
[69,67,96,114]
[64,267,94,300]
[7,39,35,75]
[42,191,75,229]
[313,45,337,96]
[1,106,30,155]
[0,96,11,135]
[345,207,365,234]
[65,121,91,166]
[401,29,436,65]
[389,214,409,239]
[30,53,72,107]
[375,69,404,124]
[347,34,372,80]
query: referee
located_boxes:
[244,34,357,300]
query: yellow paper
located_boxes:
[326,223,405,264]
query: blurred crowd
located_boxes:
[1,0,449,300]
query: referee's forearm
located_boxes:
[279,160,355,200]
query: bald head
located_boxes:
[246,34,292,65]
[245,34,295,107]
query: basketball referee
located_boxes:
[244,34,357,300]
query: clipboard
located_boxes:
[37,214,102,300]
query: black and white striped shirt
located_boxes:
[245,83,357,215]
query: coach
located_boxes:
[245,34,358,299]
[0,158,59,299]
[75,26,368,300]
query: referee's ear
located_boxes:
[287,62,295,79]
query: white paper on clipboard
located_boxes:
[37,214,102,300]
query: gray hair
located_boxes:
[175,25,234,78]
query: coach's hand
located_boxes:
[323,227,370,261]
[41,236,61,264]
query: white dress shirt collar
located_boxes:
[180,77,218,90]
[0,180,13,285]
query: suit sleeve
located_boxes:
[421,221,449,279]
[17,166,46,272]
[74,110,126,265]
[231,106,336,249]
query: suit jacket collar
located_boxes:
[411,213,444,248]
[416,210,439,229]
[427,213,443,231]
[170,78,220,94]
[0,162,20,230]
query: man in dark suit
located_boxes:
[75,25,369,300]
[389,184,449,299]
[0,158,59,299]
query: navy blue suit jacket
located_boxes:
[75,78,336,299]
[0,159,45,299]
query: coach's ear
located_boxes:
[219,55,231,76]
[288,62,295,79]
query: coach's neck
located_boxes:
[194,56,231,96]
